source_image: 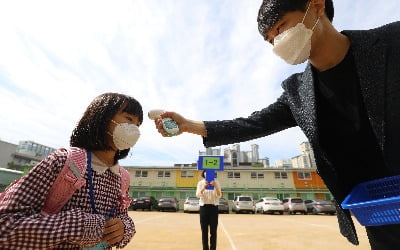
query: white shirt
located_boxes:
[196,179,222,206]
[91,153,120,176]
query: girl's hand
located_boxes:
[200,181,209,193]
[210,181,217,187]
[102,218,125,245]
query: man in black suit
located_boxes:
[153,0,400,249]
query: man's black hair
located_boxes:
[70,92,143,163]
[257,0,334,39]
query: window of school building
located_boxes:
[274,172,288,179]
[181,171,194,178]
[135,170,148,178]
[158,171,171,178]
[227,171,240,179]
[297,172,312,180]
[251,172,264,179]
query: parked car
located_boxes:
[218,198,229,214]
[282,197,307,215]
[305,199,336,215]
[158,197,179,212]
[130,196,157,211]
[232,196,255,214]
[255,197,284,214]
[128,197,137,210]
[184,197,200,213]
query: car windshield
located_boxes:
[316,199,331,204]
[187,197,199,200]
[291,199,303,203]
[266,198,279,201]
[239,197,252,201]
[159,198,174,201]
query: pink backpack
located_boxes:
[1,147,132,216]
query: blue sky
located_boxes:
[1,0,399,167]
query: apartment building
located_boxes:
[0,140,57,189]
[0,140,17,168]
[0,140,57,170]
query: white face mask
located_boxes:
[108,120,140,150]
[272,3,320,65]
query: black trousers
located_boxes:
[366,224,400,249]
[200,205,219,250]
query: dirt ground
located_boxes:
[123,211,371,250]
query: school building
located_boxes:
[126,142,330,205]
[126,164,332,205]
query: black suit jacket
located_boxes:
[203,21,400,244]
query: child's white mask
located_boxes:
[108,120,140,150]
[272,2,320,65]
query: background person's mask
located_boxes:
[272,3,320,65]
[109,120,140,150]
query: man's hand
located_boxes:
[154,111,207,137]
[155,111,185,137]
[102,218,125,245]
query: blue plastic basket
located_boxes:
[341,175,400,226]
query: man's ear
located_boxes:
[312,0,326,18]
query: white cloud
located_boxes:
[1,0,399,166]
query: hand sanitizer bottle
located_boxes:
[148,109,179,136]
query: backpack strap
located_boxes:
[119,166,132,210]
[41,147,87,216]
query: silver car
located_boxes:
[232,196,255,214]
[305,199,336,215]
[158,197,179,212]
[282,197,307,215]
[218,198,230,214]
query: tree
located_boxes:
[251,162,264,168]
[7,162,32,173]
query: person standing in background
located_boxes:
[196,170,222,250]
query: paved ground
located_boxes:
[124,211,371,250]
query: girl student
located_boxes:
[196,170,222,250]
[0,92,142,249]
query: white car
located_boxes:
[183,197,200,213]
[255,197,284,214]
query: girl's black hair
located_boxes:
[70,92,143,163]
[201,170,206,179]
[257,0,334,39]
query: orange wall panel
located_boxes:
[292,171,327,189]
